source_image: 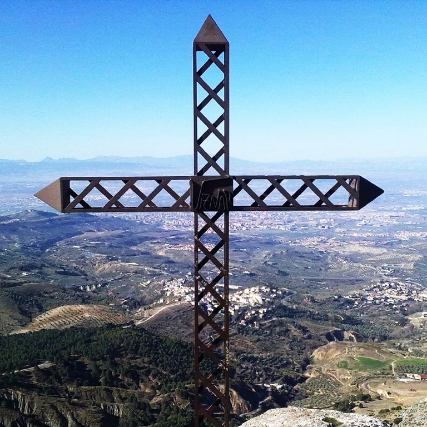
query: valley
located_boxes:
[0,156,426,426]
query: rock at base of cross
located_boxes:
[240,406,389,427]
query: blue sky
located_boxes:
[1,0,426,162]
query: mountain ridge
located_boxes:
[1,154,426,167]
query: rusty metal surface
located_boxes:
[36,175,382,213]
[34,14,384,427]
[194,211,230,427]
[193,14,230,427]
[194,15,229,178]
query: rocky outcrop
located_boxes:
[325,329,360,342]
[240,407,390,427]
[0,388,115,427]
[230,387,252,414]
[99,403,122,418]
[398,401,427,427]
[228,382,269,415]
[0,390,36,415]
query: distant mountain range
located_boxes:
[2,154,426,176]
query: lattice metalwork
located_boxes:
[193,15,230,427]
[194,210,230,427]
[35,14,384,427]
[36,175,382,213]
[194,15,229,177]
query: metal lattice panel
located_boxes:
[35,176,382,213]
[194,16,229,177]
[194,211,230,427]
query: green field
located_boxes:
[355,357,390,370]
[336,357,390,371]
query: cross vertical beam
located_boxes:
[193,15,230,427]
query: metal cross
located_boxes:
[35,15,383,427]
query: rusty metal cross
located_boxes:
[35,15,383,427]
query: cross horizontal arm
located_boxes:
[35,175,382,213]
[34,177,194,213]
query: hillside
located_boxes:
[11,304,128,334]
[0,325,196,427]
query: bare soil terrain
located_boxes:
[306,341,427,422]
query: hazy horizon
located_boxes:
[2,153,427,165]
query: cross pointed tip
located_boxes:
[34,179,64,212]
[194,15,228,44]
[357,177,384,209]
